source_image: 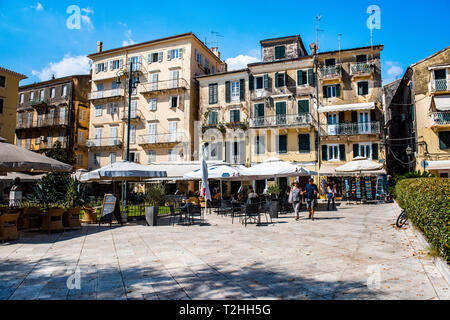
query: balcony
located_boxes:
[350,63,373,77]
[16,117,69,130]
[138,132,184,147]
[86,138,122,148]
[431,79,450,92]
[139,79,188,95]
[320,122,380,136]
[431,111,450,126]
[121,109,144,123]
[249,113,313,128]
[88,88,124,101]
[30,98,48,107]
[320,65,342,81]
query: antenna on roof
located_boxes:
[338,33,342,63]
[315,15,323,53]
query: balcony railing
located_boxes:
[431,79,450,92]
[16,117,69,129]
[138,132,184,145]
[320,122,380,136]
[320,65,342,79]
[139,79,188,94]
[350,63,372,76]
[88,88,125,100]
[121,109,144,121]
[431,111,450,125]
[250,113,312,128]
[30,98,48,106]
[86,138,122,148]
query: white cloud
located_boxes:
[31,54,90,81]
[225,54,259,71]
[31,2,43,11]
[120,24,135,46]
[384,61,404,84]
[81,7,94,31]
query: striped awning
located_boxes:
[318,102,375,113]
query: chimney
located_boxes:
[211,47,220,59]
[309,42,317,55]
[97,41,103,53]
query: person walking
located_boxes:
[291,182,301,221]
[332,182,337,211]
[326,184,333,211]
[305,178,319,221]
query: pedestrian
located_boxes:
[332,182,338,210]
[291,182,301,221]
[326,184,334,211]
[305,178,319,221]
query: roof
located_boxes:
[318,44,384,56]
[383,79,402,107]
[87,32,223,64]
[0,67,27,80]
[410,46,450,68]
[260,35,308,56]
[19,74,90,90]
[247,55,312,67]
[195,68,249,80]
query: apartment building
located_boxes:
[0,67,27,143]
[86,32,225,170]
[386,47,450,177]
[15,75,91,169]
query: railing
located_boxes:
[121,109,143,121]
[138,132,184,145]
[88,88,124,100]
[431,79,450,92]
[139,78,188,93]
[350,63,372,75]
[431,111,450,125]
[16,117,69,129]
[250,113,312,128]
[86,138,122,148]
[30,98,48,106]
[320,65,342,79]
[320,122,380,136]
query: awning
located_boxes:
[433,95,450,111]
[319,163,386,176]
[318,102,375,113]
[0,172,45,182]
[424,160,450,170]
[146,161,229,180]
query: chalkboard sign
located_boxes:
[99,194,122,226]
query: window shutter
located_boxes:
[336,84,341,97]
[351,111,358,123]
[339,144,346,161]
[358,83,363,96]
[297,70,303,85]
[323,86,327,98]
[308,69,314,85]
[298,100,310,113]
[339,112,345,123]
[110,61,113,70]
[179,48,183,59]
[372,143,379,160]
[298,134,310,153]
[353,144,359,158]
[158,52,163,62]
[322,145,328,161]
[225,81,231,103]
[263,74,269,89]
[370,109,376,121]
[167,50,172,61]
[275,72,279,88]
[283,73,287,87]
[119,60,123,69]
[127,57,131,67]
[95,64,99,74]
[209,85,213,104]
[177,95,180,108]
[106,103,111,114]
[104,62,108,72]
[169,96,173,108]
[249,75,254,91]
[148,54,152,64]
[239,79,245,101]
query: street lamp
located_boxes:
[406,145,413,172]
[115,61,141,217]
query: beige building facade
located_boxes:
[86,33,225,170]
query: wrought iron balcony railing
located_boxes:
[86,138,122,148]
[16,117,69,129]
[431,111,450,125]
[320,121,380,136]
[139,78,188,93]
[320,65,342,79]
[88,88,125,100]
[138,132,184,145]
[249,113,312,128]
[30,98,48,106]
[350,63,372,76]
[431,79,450,92]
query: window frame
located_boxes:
[327,144,340,161]
[357,81,369,96]
[275,45,286,60]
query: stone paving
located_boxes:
[0,202,448,300]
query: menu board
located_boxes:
[99,194,122,226]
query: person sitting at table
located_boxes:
[248,187,258,199]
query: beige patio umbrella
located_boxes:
[0,140,72,173]
[335,156,384,174]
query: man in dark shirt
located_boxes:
[304,178,318,220]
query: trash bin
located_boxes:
[145,206,158,226]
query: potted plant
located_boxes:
[63,178,86,229]
[266,184,281,218]
[145,183,166,226]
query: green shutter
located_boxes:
[372,143,379,160]
[298,134,310,153]
[322,145,328,161]
[276,102,286,115]
[249,75,254,91]
[275,72,279,88]
[353,144,359,158]
[263,74,269,89]
[352,111,358,123]
[278,135,287,153]
[323,86,328,98]
[254,104,264,117]
[336,84,341,97]
[358,83,363,96]
[297,70,303,85]
[339,144,346,161]
[298,100,310,113]
[308,69,314,85]
[225,81,231,103]
[239,79,245,101]
[208,84,213,104]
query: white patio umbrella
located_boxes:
[335,156,384,174]
[240,158,316,179]
[183,165,241,180]
[0,140,72,173]
[79,160,167,182]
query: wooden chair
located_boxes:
[0,211,21,241]
[63,208,81,229]
[41,208,65,233]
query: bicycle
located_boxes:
[396,209,408,228]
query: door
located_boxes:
[130,100,137,118]
[170,70,179,89]
[168,121,177,142]
[254,103,265,126]
[150,73,158,91]
[59,107,66,125]
[148,123,157,143]
[276,102,286,125]
[110,126,117,146]
[327,113,338,135]
[359,112,370,134]
[94,128,102,146]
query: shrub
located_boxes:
[395,178,450,263]
[145,183,166,206]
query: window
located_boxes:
[208,83,218,104]
[110,59,123,70]
[325,58,336,66]
[39,89,45,100]
[230,109,240,123]
[148,52,162,63]
[50,87,56,98]
[298,134,310,153]
[231,81,240,101]
[275,102,286,125]
[167,48,182,60]
[20,93,24,104]
[208,110,218,125]
[277,135,287,154]
[62,85,67,97]
[109,152,116,164]
[298,100,310,114]
[169,96,179,108]
[297,69,314,86]
[358,81,369,96]
[96,62,107,73]
[36,136,41,145]
[30,91,35,101]
[0,98,3,114]
[77,154,84,167]
[356,55,368,63]
[205,59,210,71]
[359,143,372,159]
[324,85,340,98]
[78,131,85,144]
[95,105,102,117]
[147,150,156,164]
[438,131,450,150]
[255,76,264,89]
[148,123,157,143]
[94,153,100,166]
[149,98,157,111]
[0,75,5,87]
[212,66,215,74]
[254,103,265,118]
[129,56,141,72]
[434,69,447,91]
[168,149,177,161]
[130,125,136,144]
[170,70,179,88]
[255,135,266,155]
[150,73,158,90]
[275,46,286,59]
[168,121,178,142]
[275,72,285,87]
[328,144,340,160]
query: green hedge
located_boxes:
[395,178,450,263]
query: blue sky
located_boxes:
[1,0,449,85]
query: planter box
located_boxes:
[81,206,98,224]
[268,200,279,219]
[19,207,42,230]
[63,208,81,229]
[145,206,159,226]
[0,212,21,241]
[41,208,64,232]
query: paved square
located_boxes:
[0,203,448,300]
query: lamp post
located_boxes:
[406,145,413,173]
[115,61,141,216]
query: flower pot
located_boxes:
[268,200,279,219]
[0,211,21,241]
[63,207,81,229]
[145,206,158,226]
[41,208,64,232]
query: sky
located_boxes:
[1,0,449,86]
